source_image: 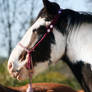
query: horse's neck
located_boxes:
[62,55,92,92]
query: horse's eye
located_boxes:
[45,18,50,21]
[33,29,37,32]
[37,26,46,35]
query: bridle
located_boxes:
[19,9,62,92]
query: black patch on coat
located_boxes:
[31,26,55,65]
[62,54,91,92]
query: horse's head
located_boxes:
[8,0,66,80]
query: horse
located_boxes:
[8,0,92,92]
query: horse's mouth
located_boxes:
[17,74,22,80]
[16,70,24,80]
[16,72,23,80]
[11,69,22,80]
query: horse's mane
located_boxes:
[54,9,92,35]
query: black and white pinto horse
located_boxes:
[8,0,92,92]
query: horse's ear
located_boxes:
[43,0,50,7]
[42,0,60,15]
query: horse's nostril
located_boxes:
[16,69,20,73]
[8,62,12,70]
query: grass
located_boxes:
[0,59,81,90]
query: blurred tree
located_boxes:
[0,0,38,57]
[86,0,92,11]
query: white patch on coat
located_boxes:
[50,28,66,63]
[67,23,92,65]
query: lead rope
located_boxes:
[27,52,34,92]
[18,43,34,92]
[19,9,62,92]
[26,72,33,92]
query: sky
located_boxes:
[0,0,91,57]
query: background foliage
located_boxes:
[0,58,81,90]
